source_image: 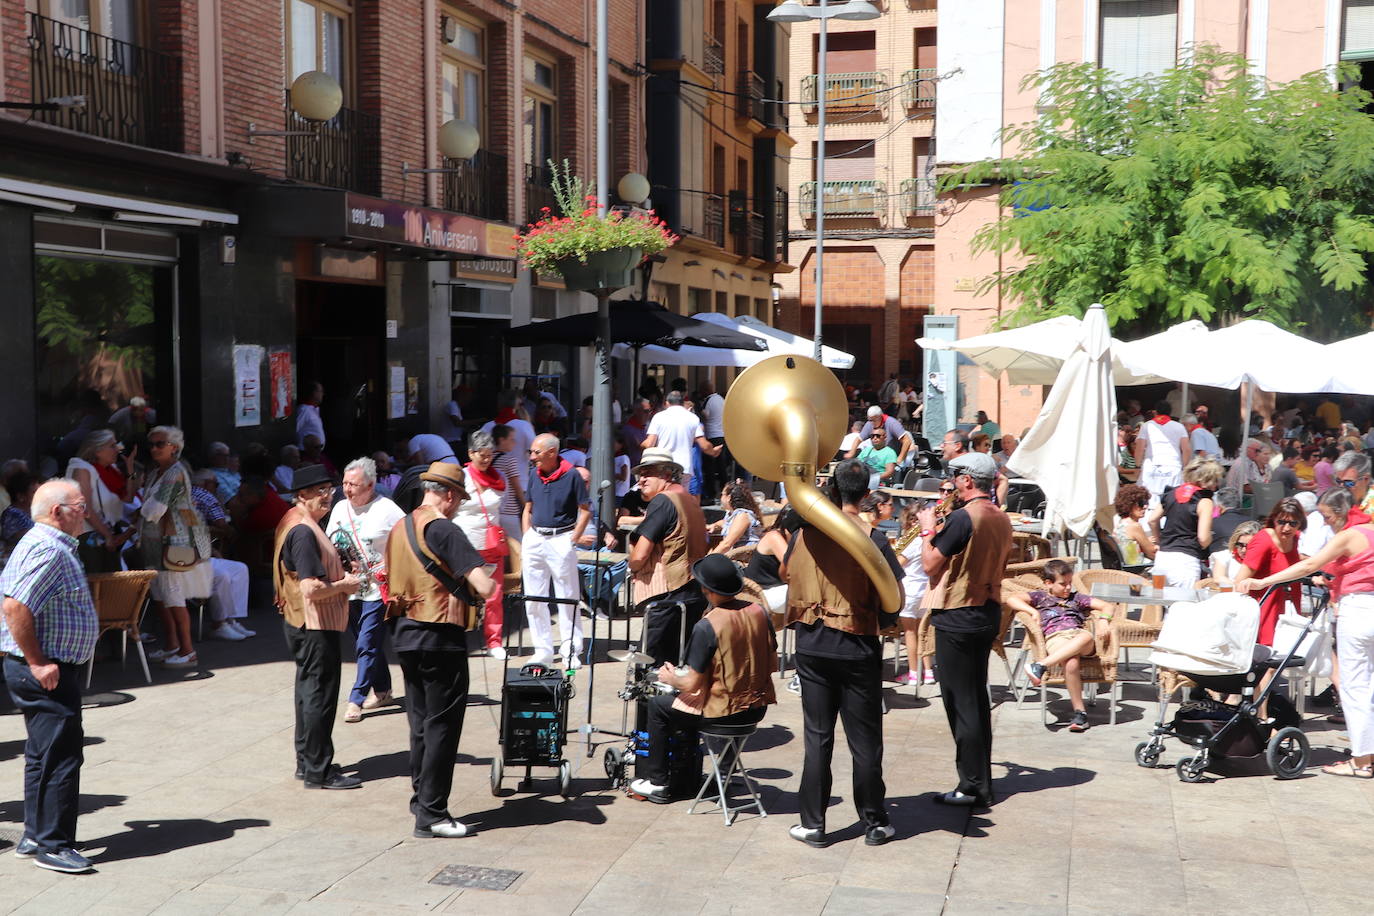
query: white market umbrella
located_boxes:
[1318,332,1374,395]
[1005,304,1118,537]
[610,312,777,367]
[736,314,856,369]
[917,314,1165,386]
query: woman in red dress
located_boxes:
[1233,497,1305,646]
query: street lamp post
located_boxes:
[767,0,881,362]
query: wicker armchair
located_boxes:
[725,544,757,566]
[1005,555,1077,579]
[1075,568,1162,674]
[1010,531,1053,563]
[85,570,157,687]
[1012,602,1120,726]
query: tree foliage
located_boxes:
[941,46,1374,340]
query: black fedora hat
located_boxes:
[692,553,744,597]
[290,463,336,492]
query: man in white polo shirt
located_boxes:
[641,391,720,496]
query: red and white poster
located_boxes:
[269,348,293,420]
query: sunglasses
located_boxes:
[1275,518,1300,528]
[1338,478,1364,489]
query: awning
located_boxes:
[248,186,514,259]
[0,175,238,225]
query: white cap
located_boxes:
[867,405,882,417]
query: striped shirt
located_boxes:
[0,523,98,664]
[192,486,227,524]
[495,450,526,517]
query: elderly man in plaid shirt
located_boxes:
[1,479,99,874]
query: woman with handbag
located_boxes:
[456,430,509,659]
[138,426,212,668]
[66,429,138,573]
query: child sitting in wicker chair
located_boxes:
[1004,558,1115,732]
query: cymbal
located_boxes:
[608,649,654,665]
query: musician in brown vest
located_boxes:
[384,461,495,838]
[918,451,1013,808]
[273,465,364,790]
[628,554,776,802]
[627,447,708,666]
[783,458,902,848]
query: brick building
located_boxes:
[775,0,938,389]
[0,0,640,466]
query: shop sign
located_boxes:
[453,257,517,282]
[344,193,514,258]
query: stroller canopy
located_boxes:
[1149,594,1260,676]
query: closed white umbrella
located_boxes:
[1005,304,1118,537]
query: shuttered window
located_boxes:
[1099,0,1178,80]
[1343,1,1374,59]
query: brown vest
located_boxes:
[383,505,476,628]
[784,521,881,636]
[631,489,707,604]
[699,601,778,718]
[272,507,349,632]
[939,498,1013,610]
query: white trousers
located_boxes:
[1337,594,1374,757]
[520,529,583,658]
[208,557,250,622]
[1152,550,1202,589]
[1140,462,1182,500]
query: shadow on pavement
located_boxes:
[348,750,410,782]
[0,734,105,764]
[464,791,615,831]
[0,792,127,824]
[84,817,270,863]
[989,761,1095,802]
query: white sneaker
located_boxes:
[529,651,554,667]
[145,648,173,662]
[566,653,582,670]
[162,652,198,668]
[628,778,670,803]
[210,623,246,641]
[488,646,508,660]
[228,620,256,638]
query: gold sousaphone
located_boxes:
[724,355,900,614]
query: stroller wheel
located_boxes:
[1134,741,1162,769]
[558,760,573,798]
[490,756,504,796]
[1176,757,1207,783]
[1266,726,1310,780]
[603,746,623,786]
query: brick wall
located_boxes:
[1,1,30,108]
[151,0,199,153]
[221,1,287,178]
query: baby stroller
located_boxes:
[1133,582,1329,783]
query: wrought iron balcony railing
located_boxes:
[704,36,725,76]
[901,177,937,215]
[800,71,888,113]
[799,180,886,219]
[737,71,767,123]
[702,194,725,246]
[524,162,558,225]
[26,12,183,151]
[442,149,508,221]
[903,68,938,109]
[284,90,380,193]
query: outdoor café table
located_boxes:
[1090,583,1217,618]
[879,487,939,500]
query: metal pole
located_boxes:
[591,0,614,541]
[813,1,827,361]
[596,0,609,217]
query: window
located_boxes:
[819,139,874,181]
[1099,0,1177,80]
[41,0,138,43]
[1343,1,1374,60]
[442,12,484,135]
[523,51,557,168]
[287,0,350,86]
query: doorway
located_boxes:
[295,280,386,462]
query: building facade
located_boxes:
[775,0,938,390]
[0,0,640,466]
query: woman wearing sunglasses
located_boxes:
[1231,498,1305,648]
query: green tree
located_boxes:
[943,46,1374,340]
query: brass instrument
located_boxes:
[893,524,922,553]
[724,355,900,614]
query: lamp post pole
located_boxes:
[813,0,829,362]
[591,0,614,540]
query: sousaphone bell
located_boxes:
[723,355,900,614]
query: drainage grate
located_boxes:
[429,864,523,891]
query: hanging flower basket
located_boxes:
[514,160,678,292]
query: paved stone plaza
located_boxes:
[1,609,1371,915]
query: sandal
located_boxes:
[1320,760,1373,779]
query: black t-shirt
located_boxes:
[631,493,678,546]
[930,503,1001,633]
[282,525,328,580]
[1211,509,1248,549]
[790,527,902,660]
[1158,487,1206,562]
[391,518,484,653]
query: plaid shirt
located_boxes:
[0,523,98,664]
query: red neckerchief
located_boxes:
[1175,483,1200,502]
[466,461,506,491]
[537,458,573,484]
[626,416,646,430]
[495,408,517,423]
[96,463,127,497]
[1186,423,1201,432]
[1153,414,1173,425]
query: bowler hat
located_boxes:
[692,554,744,597]
[633,446,682,475]
[419,461,468,495]
[289,464,336,492]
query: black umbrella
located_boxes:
[505,299,770,351]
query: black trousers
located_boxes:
[3,656,84,853]
[644,693,762,785]
[701,436,731,496]
[935,627,997,804]
[640,582,706,667]
[397,648,469,827]
[283,621,342,782]
[795,651,888,831]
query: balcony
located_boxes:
[737,71,767,125]
[524,163,558,225]
[799,180,886,219]
[702,194,725,247]
[442,149,508,221]
[800,71,888,114]
[26,12,183,151]
[704,36,725,76]
[901,177,937,216]
[284,91,380,193]
[903,68,938,109]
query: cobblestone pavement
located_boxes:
[1,609,1370,915]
